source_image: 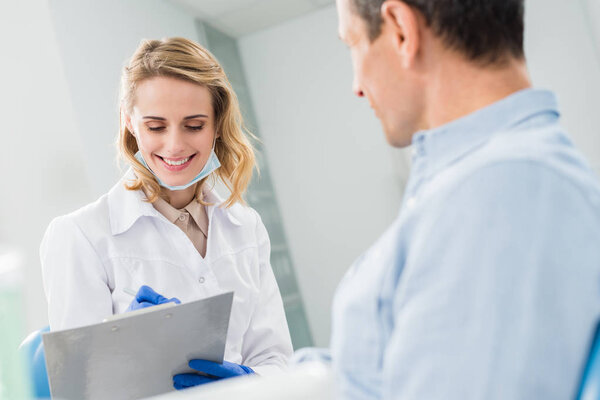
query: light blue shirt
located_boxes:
[331,89,600,399]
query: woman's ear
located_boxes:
[121,108,135,136]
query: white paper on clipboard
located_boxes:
[42,291,234,400]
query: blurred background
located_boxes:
[1,0,599,355]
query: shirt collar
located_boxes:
[151,196,182,224]
[410,88,560,179]
[181,198,209,237]
[107,169,241,236]
[152,195,210,237]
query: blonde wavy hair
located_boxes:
[118,37,256,207]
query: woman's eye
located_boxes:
[147,126,165,132]
[186,125,204,131]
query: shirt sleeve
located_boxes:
[241,211,294,375]
[40,215,113,330]
[382,161,600,400]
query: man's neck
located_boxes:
[423,54,532,130]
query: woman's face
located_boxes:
[125,76,216,189]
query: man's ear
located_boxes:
[380,0,421,68]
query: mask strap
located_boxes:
[211,132,218,151]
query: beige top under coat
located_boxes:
[152,196,209,258]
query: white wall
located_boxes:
[0,0,91,333]
[583,0,600,58]
[238,1,600,347]
[525,0,600,174]
[239,6,408,347]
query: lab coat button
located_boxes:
[199,277,205,283]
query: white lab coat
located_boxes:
[40,170,293,375]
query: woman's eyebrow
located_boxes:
[183,114,209,120]
[141,114,208,121]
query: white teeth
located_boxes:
[163,157,190,166]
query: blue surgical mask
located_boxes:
[134,149,221,191]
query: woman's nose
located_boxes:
[163,129,186,156]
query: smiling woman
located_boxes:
[39,37,293,392]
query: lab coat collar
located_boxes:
[201,183,243,227]
[108,169,241,236]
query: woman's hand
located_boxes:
[172,360,255,390]
[126,285,181,312]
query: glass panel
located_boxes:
[199,22,314,349]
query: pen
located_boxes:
[123,287,137,297]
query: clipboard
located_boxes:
[42,291,234,400]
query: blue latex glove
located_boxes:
[126,285,181,312]
[173,360,255,390]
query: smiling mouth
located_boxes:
[157,154,196,167]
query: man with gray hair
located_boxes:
[332,0,600,398]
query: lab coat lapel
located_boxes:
[107,169,161,236]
